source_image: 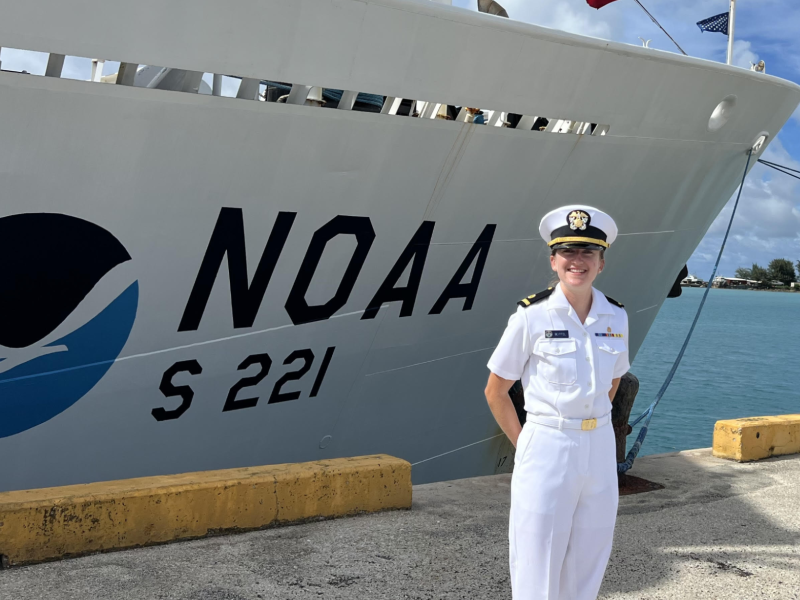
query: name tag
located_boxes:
[595,333,624,338]
[545,330,569,339]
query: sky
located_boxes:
[451,0,800,279]
[2,0,799,279]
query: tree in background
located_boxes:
[796,260,800,281]
[750,263,769,283]
[767,259,796,285]
[735,266,752,279]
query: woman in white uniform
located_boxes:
[484,205,630,600]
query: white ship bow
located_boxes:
[0,0,798,491]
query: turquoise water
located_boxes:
[629,287,800,456]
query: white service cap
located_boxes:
[538,205,618,249]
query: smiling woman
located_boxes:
[484,205,629,600]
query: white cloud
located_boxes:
[547,2,614,39]
[732,39,758,69]
[0,48,47,75]
[1,49,95,81]
[689,137,800,276]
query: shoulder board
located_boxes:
[517,287,555,308]
[605,295,624,308]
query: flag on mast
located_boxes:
[586,0,619,8]
[696,12,729,35]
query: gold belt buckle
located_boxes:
[581,418,597,431]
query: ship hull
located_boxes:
[1,0,798,491]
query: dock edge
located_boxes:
[713,415,800,462]
[0,454,411,566]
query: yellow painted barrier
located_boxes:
[713,415,800,462]
[0,455,411,566]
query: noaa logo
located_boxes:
[0,213,138,438]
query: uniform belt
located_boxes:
[526,413,611,431]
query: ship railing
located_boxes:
[0,45,611,137]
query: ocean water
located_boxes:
[629,287,800,456]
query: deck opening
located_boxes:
[0,46,614,139]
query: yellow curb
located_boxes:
[0,455,411,566]
[713,415,800,462]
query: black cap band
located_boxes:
[549,224,608,244]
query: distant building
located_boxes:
[715,277,757,288]
[680,274,705,287]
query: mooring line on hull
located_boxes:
[635,304,659,313]
[366,346,496,377]
[427,231,678,246]
[0,308,370,385]
[616,230,675,237]
[422,118,475,221]
[758,158,800,180]
[411,433,506,467]
[430,237,538,246]
[618,148,754,474]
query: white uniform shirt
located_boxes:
[487,284,630,419]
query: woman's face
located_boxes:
[550,247,604,291]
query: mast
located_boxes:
[726,0,736,65]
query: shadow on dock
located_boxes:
[0,450,798,599]
[601,450,800,598]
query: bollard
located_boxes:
[611,372,639,484]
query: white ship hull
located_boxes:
[1,0,798,491]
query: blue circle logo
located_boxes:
[0,213,138,438]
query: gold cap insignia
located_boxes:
[568,210,590,231]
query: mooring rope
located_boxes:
[411,433,506,467]
[618,148,754,473]
[631,0,688,56]
[758,158,800,181]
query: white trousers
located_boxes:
[509,419,618,600]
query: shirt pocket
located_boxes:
[533,338,578,385]
[596,341,624,383]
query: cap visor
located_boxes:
[551,242,605,250]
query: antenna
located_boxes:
[638,37,652,48]
[727,0,736,65]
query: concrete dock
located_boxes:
[1,449,799,600]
